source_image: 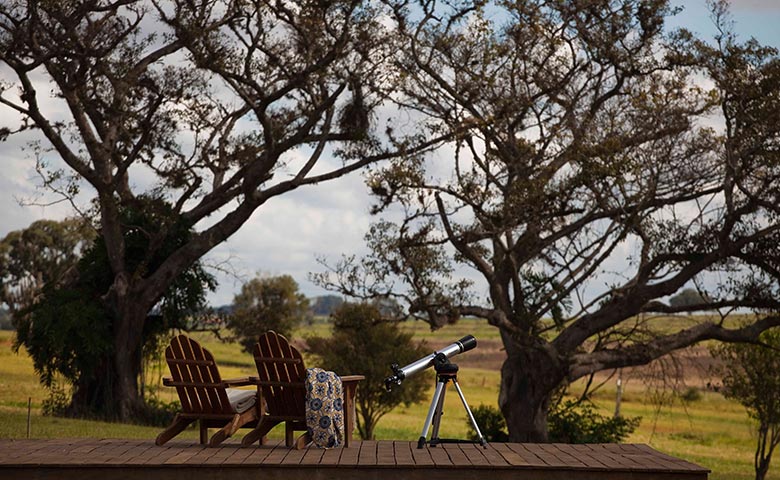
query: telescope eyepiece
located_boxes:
[457,335,477,353]
[385,364,405,392]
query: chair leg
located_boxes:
[294,431,312,450]
[241,417,279,447]
[156,414,195,446]
[199,421,208,445]
[285,422,295,447]
[209,410,257,447]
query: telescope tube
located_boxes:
[385,335,477,391]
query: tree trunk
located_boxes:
[68,355,114,418]
[499,334,564,442]
[111,299,147,421]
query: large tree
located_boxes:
[319,0,780,441]
[0,0,430,420]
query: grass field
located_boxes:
[0,320,775,480]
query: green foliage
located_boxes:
[680,387,703,403]
[10,200,215,420]
[669,288,711,309]
[228,275,310,353]
[307,302,428,439]
[466,404,509,442]
[16,283,114,389]
[134,397,181,428]
[548,400,641,444]
[0,218,94,298]
[467,401,639,444]
[712,329,780,480]
[41,382,72,417]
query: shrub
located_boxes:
[548,399,640,444]
[680,387,702,403]
[466,404,509,442]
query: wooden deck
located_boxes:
[0,439,708,480]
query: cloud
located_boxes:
[205,174,374,304]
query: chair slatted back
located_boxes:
[253,331,306,418]
[165,335,233,415]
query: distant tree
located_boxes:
[311,295,345,316]
[307,302,428,439]
[228,275,310,353]
[0,308,11,330]
[712,329,780,480]
[668,288,711,309]
[0,218,94,316]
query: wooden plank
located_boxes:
[393,441,415,466]
[427,445,451,466]
[115,442,156,463]
[409,442,435,466]
[490,442,528,466]
[462,442,491,466]
[319,445,344,466]
[543,444,587,468]
[260,443,291,465]
[441,444,469,466]
[281,446,307,465]
[376,440,395,466]
[480,444,510,466]
[300,447,325,465]
[222,446,257,465]
[565,444,610,469]
[504,443,549,467]
[338,440,360,465]
[358,440,377,465]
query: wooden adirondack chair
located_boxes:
[241,330,364,449]
[156,334,259,447]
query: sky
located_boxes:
[1,0,779,307]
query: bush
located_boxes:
[467,404,509,442]
[41,382,71,417]
[548,400,640,444]
[136,398,181,427]
[680,387,702,403]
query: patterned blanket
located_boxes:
[305,368,344,448]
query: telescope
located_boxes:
[384,335,477,392]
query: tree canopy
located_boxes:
[228,274,310,353]
[0,0,430,420]
[317,0,780,441]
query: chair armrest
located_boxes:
[222,377,253,387]
[162,376,174,387]
[339,375,365,383]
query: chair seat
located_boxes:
[227,388,257,413]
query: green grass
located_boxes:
[0,321,776,480]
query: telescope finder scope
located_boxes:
[384,335,477,392]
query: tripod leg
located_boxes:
[452,379,488,447]
[418,380,446,449]
[430,380,448,446]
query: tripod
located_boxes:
[417,353,487,449]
